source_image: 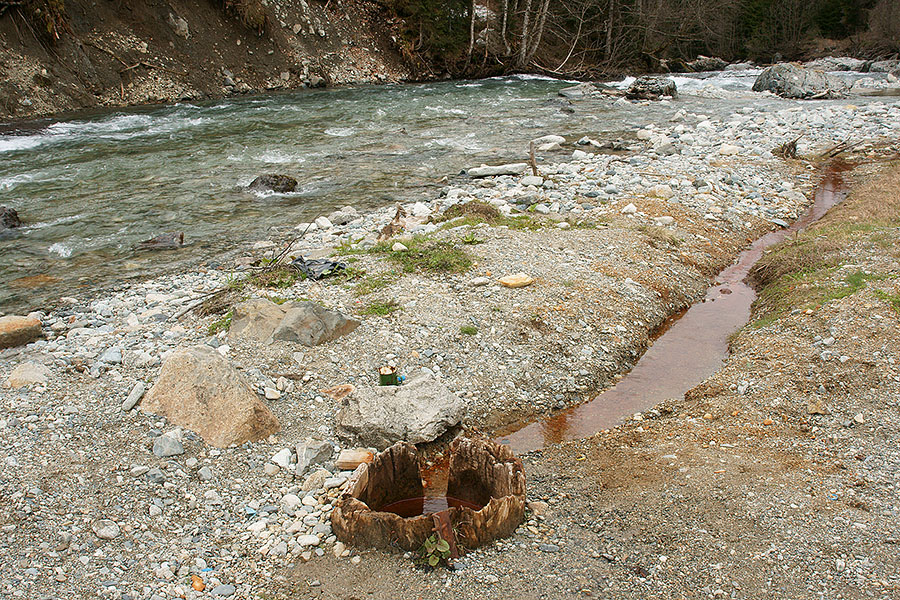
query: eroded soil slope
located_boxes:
[0,0,408,120]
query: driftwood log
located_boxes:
[331,437,526,552]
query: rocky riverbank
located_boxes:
[1,91,899,599]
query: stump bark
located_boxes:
[331,437,526,552]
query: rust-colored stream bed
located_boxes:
[498,163,849,453]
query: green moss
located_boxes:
[207,310,233,335]
[359,299,401,316]
[874,289,900,313]
[459,324,478,335]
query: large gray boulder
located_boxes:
[228,298,359,346]
[336,369,464,449]
[752,63,848,99]
[141,345,280,447]
[626,77,677,100]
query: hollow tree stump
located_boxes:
[331,437,526,552]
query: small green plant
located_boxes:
[418,534,451,568]
[353,272,395,296]
[874,289,900,313]
[359,299,400,316]
[207,310,233,335]
[459,324,478,335]
[460,232,484,245]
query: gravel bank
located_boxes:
[1,92,899,599]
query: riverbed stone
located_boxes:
[140,345,280,447]
[0,206,22,230]
[336,368,464,448]
[626,77,677,100]
[752,63,848,99]
[248,174,297,193]
[0,315,42,349]
[467,163,528,178]
[295,439,333,478]
[229,298,359,346]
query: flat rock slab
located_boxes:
[5,361,50,388]
[0,315,42,349]
[467,163,528,178]
[229,298,359,346]
[336,369,464,449]
[141,345,280,447]
[499,273,534,288]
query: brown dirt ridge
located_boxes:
[0,0,409,121]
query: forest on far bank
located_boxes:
[385,0,900,77]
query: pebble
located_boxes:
[91,519,121,540]
[121,381,146,411]
[210,584,236,597]
[152,432,184,458]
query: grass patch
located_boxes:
[459,325,478,335]
[875,289,900,313]
[353,272,395,296]
[249,267,301,289]
[436,201,502,224]
[358,299,400,316]
[371,236,472,274]
[207,310,233,335]
[638,225,682,248]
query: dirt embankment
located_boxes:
[0,0,410,121]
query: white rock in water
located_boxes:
[467,163,528,178]
[272,448,293,469]
[520,175,543,187]
[314,216,333,230]
[621,203,638,215]
[391,242,408,252]
[572,150,589,160]
[532,134,565,145]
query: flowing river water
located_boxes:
[0,69,799,313]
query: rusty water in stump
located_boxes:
[498,162,851,453]
[379,496,483,518]
[331,438,526,551]
[378,452,483,517]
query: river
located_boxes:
[0,68,883,313]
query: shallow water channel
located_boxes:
[498,164,850,453]
[1,70,778,312]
